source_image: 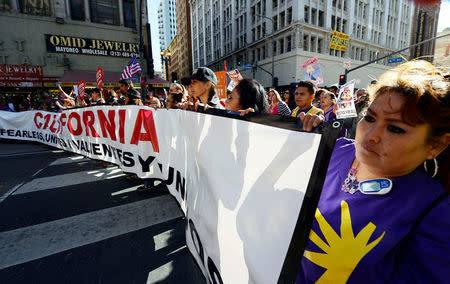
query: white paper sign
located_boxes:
[335,79,357,119]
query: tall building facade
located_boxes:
[158,0,178,51]
[175,0,193,79]
[0,0,147,89]
[190,0,415,88]
[433,29,450,67]
[409,2,440,62]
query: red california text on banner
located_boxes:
[96,67,103,92]
[78,81,86,100]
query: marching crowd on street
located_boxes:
[1,59,449,283]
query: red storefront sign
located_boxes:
[0,64,59,87]
[0,64,43,77]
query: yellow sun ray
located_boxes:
[305,201,386,284]
[308,230,330,253]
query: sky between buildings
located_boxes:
[148,0,450,73]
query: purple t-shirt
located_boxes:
[297,138,449,283]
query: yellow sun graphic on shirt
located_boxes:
[304,201,386,284]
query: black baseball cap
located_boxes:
[188,67,217,86]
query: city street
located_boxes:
[0,140,205,284]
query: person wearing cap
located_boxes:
[187,67,218,110]
[329,84,339,95]
[119,79,143,106]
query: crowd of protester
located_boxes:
[1,60,449,282]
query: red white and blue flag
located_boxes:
[121,56,142,79]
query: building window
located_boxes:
[286,35,291,52]
[310,36,316,52]
[90,0,120,25]
[318,38,323,53]
[280,11,285,28]
[19,0,51,16]
[70,0,85,20]
[0,0,12,11]
[279,38,284,54]
[311,8,316,25]
[272,0,277,9]
[304,6,309,23]
[273,41,277,56]
[303,34,308,51]
[123,0,136,28]
[318,10,324,27]
[287,7,292,24]
[273,15,278,30]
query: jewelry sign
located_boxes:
[45,34,139,58]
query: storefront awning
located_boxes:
[59,71,171,88]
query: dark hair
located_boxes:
[367,60,449,190]
[170,93,183,104]
[234,79,269,114]
[287,90,296,110]
[208,85,216,103]
[119,79,132,87]
[321,90,336,104]
[91,88,100,94]
[315,89,326,98]
[297,80,316,96]
[329,85,339,91]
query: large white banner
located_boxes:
[0,106,322,284]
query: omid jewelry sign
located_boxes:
[45,34,139,58]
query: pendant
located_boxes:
[341,169,359,194]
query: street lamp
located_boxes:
[255,13,275,88]
[160,51,171,81]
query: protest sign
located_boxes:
[330,31,350,51]
[0,106,330,284]
[335,79,357,119]
[72,85,78,97]
[214,71,227,99]
[301,57,324,85]
[77,81,85,100]
[96,67,103,92]
[344,61,351,68]
[227,69,243,91]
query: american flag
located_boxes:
[121,55,142,79]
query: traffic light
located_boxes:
[273,77,279,88]
[339,74,347,86]
[171,71,178,82]
[147,58,155,79]
[237,60,241,66]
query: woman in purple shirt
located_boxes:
[319,90,337,121]
[297,60,449,283]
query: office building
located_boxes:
[190,0,415,88]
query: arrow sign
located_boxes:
[388,57,403,64]
[96,67,103,92]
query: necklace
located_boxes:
[342,160,360,194]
